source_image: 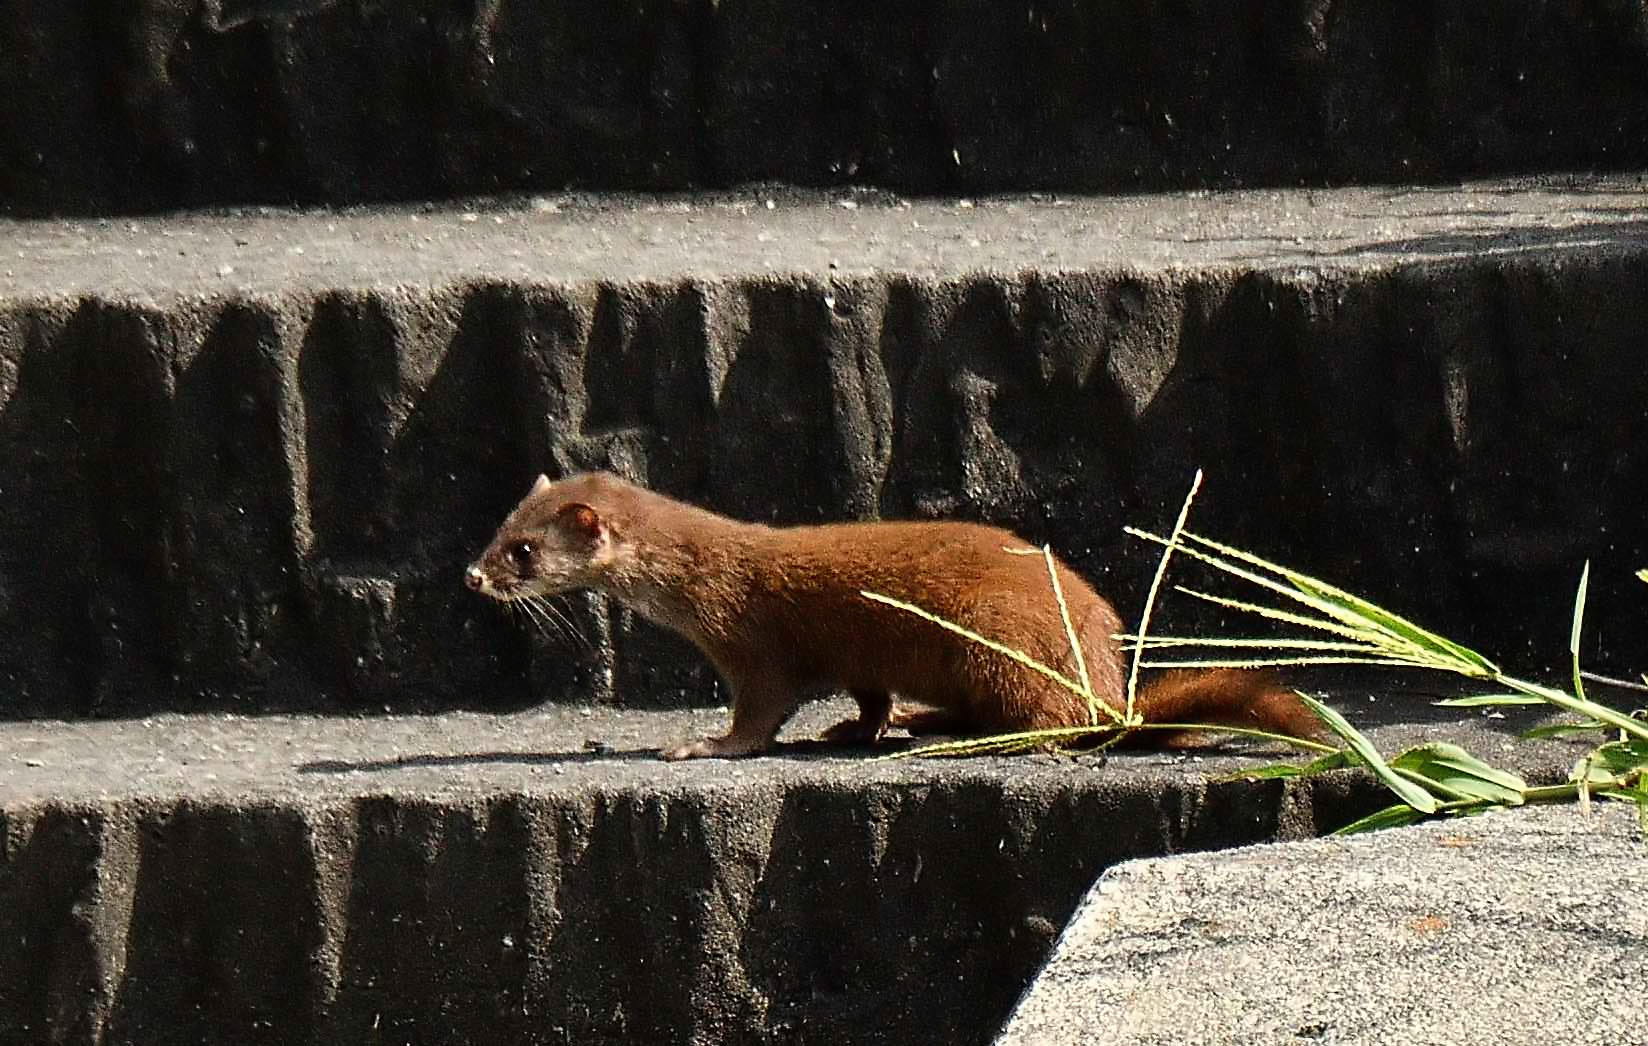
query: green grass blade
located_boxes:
[1123,722,1338,752]
[1176,530,1499,675]
[1570,561,1590,705]
[1114,635,1388,653]
[1127,528,1442,666]
[1500,679,1648,741]
[1222,749,1356,781]
[1126,471,1203,722]
[1288,575,1498,677]
[860,590,1125,725]
[1224,763,1309,781]
[885,725,1108,760]
[1433,694,1550,708]
[1038,543,1096,725]
[1294,692,1439,813]
[1334,803,1429,835]
[1521,722,1609,740]
[1141,656,1418,670]
[890,718,1340,760]
[1169,586,1390,645]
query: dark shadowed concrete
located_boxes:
[1,178,1646,717]
[999,804,1647,1046]
[3,2,1648,213]
[0,687,1612,1046]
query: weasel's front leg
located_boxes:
[662,671,799,760]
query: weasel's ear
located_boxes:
[555,502,605,541]
[530,473,553,498]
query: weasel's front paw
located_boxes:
[661,733,771,759]
[661,738,715,761]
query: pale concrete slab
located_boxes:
[999,804,1647,1046]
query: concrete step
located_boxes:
[0,694,1600,1045]
[2,176,1646,717]
[999,803,1647,1046]
[4,3,1648,214]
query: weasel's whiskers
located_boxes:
[507,599,535,635]
[511,595,550,637]
[544,595,592,651]
[519,592,583,649]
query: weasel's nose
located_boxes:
[464,565,485,591]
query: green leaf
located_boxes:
[1570,757,1613,787]
[1433,694,1549,708]
[1566,742,1648,787]
[1588,739,1648,775]
[1295,692,1439,813]
[1389,742,1527,805]
[1334,803,1429,835]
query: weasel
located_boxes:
[465,471,1321,759]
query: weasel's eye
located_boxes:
[508,540,536,568]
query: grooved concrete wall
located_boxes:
[4,194,1648,717]
[0,768,1368,1046]
[4,1,1648,214]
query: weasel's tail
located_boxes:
[1129,668,1324,748]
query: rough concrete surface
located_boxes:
[0,690,1607,1046]
[3,1,1648,213]
[998,803,1647,1046]
[1,177,1646,717]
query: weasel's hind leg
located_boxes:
[819,689,893,746]
[888,704,978,737]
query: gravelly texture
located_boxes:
[2,178,1647,717]
[0,691,1606,1046]
[4,177,1647,296]
[3,2,1648,213]
[0,684,1593,804]
[998,803,1647,1046]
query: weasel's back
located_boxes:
[725,518,1122,720]
[751,518,1043,597]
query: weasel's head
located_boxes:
[465,473,622,602]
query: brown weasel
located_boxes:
[465,471,1321,760]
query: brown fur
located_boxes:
[466,471,1322,759]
